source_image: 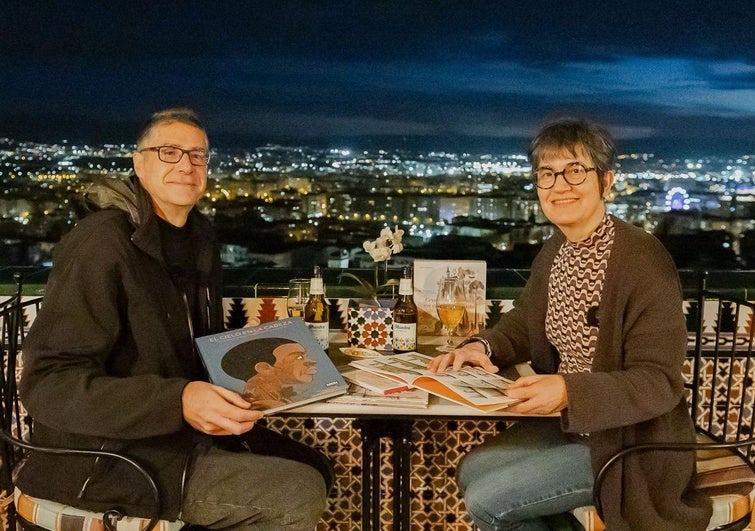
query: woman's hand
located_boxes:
[181,381,264,435]
[504,375,567,415]
[427,341,498,374]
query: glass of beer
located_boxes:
[287,278,310,318]
[435,271,466,352]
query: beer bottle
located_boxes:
[392,266,418,353]
[304,266,330,349]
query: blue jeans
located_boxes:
[456,419,593,531]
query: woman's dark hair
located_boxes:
[528,119,616,194]
[136,108,206,148]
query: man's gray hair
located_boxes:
[136,108,207,148]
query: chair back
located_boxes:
[691,273,755,471]
[0,292,166,531]
[593,272,755,524]
[0,294,43,526]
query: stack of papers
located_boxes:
[327,382,430,408]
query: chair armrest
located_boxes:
[0,430,160,531]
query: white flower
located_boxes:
[390,227,404,253]
[343,226,406,299]
[363,226,404,263]
[379,227,393,240]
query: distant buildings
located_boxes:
[1,138,754,270]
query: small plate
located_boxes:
[339,346,382,359]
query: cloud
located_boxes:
[211,109,436,137]
[3,45,755,145]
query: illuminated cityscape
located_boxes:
[1,137,754,271]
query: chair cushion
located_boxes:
[14,488,184,531]
[571,494,753,531]
[570,505,604,531]
[571,435,755,531]
[695,434,755,489]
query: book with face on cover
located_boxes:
[349,351,521,413]
[195,318,348,415]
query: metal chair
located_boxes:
[587,272,755,530]
[0,287,179,531]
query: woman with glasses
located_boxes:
[429,119,711,530]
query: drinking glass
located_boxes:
[287,278,309,318]
[435,272,466,352]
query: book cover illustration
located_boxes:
[350,351,519,412]
[413,259,487,336]
[195,317,348,414]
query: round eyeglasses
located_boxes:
[138,146,210,166]
[534,162,596,190]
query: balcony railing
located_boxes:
[2,266,755,300]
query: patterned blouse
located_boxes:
[546,214,615,374]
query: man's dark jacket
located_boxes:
[17,176,224,519]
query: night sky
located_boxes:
[2,0,755,155]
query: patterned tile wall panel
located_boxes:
[223,297,518,331]
[266,416,510,530]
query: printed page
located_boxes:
[350,351,519,411]
[349,351,431,386]
[416,365,514,406]
[341,368,411,394]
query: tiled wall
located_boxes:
[264,415,510,530]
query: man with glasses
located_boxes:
[430,119,711,530]
[18,108,330,529]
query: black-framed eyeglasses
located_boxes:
[534,162,596,190]
[138,146,210,166]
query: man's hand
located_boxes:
[504,374,567,415]
[182,381,263,435]
[427,341,498,373]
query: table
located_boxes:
[279,333,548,531]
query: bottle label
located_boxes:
[310,277,324,295]
[398,278,413,296]
[308,322,329,349]
[392,322,416,351]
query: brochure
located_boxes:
[195,318,348,414]
[349,351,520,413]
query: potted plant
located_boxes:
[340,226,404,350]
[340,226,404,307]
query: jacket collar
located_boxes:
[85,175,216,277]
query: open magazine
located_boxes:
[349,351,520,412]
[195,318,348,414]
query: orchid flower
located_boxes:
[341,226,405,300]
[363,226,404,262]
